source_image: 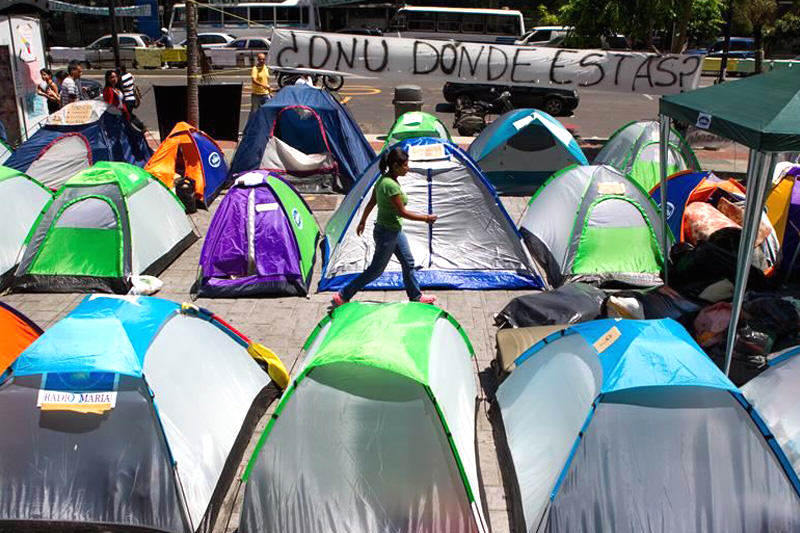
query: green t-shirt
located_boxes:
[375,176,407,231]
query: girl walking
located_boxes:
[332,147,437,306]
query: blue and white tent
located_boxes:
[229,85,374,191]
[468,109,587,196]
[4,101,152,190]
[0,295,286,533]
[320,137,544,291]
[496,318,800,532]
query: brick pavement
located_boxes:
[1,191,533,533]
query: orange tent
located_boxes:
[144,122,229,205]
[0,302,42,375]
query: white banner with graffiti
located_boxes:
[268,29,704,95]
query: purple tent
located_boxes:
[782,164,800,274]
[194,171,320,297]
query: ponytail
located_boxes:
[380,146,409,176]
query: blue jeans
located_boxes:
[341,224,422,301]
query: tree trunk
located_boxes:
[108,0,120,70]
[671,0,693,53]
[718,0,734,83]
[186,0,200,127]
[754,25,763,74]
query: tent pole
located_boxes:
[723,150,775,376]
[658,115,671,285]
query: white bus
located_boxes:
[387,6,525,43]
[169,1,317,44]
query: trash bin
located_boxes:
[393,85,423,119]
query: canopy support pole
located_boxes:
[723,150,776,376]
[658,114,671,285]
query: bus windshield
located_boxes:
[388,7,524,42]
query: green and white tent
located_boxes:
[382,111,451,151]
[239,302,488,533]
[594,120,699,192]
[0,166,52,289]
[520,164,669,288]
[12,162,197,294]
[0,138,12,166]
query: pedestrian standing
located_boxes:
[37,68,60,114]
[118,65,146,131]
[332,147,438,307]
[250,53,270,115]
[103,70,128,118]
[59,61,82,106]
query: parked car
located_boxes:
[227,37,270,50]
[205,36,270,69]
[48,33,153,68]
[516,26,571,46]
[178,32,236,48]
[706,37,755,58]
[442,82,579,117]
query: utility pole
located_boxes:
[109,0,121,69]
[717,0,734,84]
[186,0,200,127]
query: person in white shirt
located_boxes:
[59,61,82,106]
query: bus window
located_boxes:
[486,14,517,35]
[300,6,308,24]
[407,11,435,31]
[276,7,301,24]
[388,14,406,31]
[461,14,484,33]
[197,5,222,25]
[250,6,274,25]
[171,6,185,28]
[223,6,248,26]
[436,12,461,33]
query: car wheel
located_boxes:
[544,96,564,116]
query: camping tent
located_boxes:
[0,166,53,289]
[239,302,488,533]
[519,164,668,288]
[0,294,288,532]
[145,121,228,206]
[320,137,543,291]
[4,101,152,189]
[659,65,800,375]
[230,85,375,192]
[383,111,451,151]
[595,120,699,192]
[194,170,320,297]
[12,162,197,294]
[468,109,587,195]
[0,302,41,377]
[742,347,800,476]
[496,318,800,532]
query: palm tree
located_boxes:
[186,0,199,127]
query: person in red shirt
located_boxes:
[102,69,129,120]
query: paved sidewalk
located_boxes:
[1,192,532,533]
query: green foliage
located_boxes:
[687,0,724,45]
[536,3,561,25]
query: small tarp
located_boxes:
[0,302,41,377]
[1,294,287,532]
[469,109,588,195]
[321,137,543,291]
[496,318,800,532]
[239,302,488,533]
[230,85,374,192]
[145,121,228,206]
[12,162,197,294]
[383,111,451,151]
[4,101,152,189]
[594,120,699,192]
[0,166,53,289]
[194,170,320,297]
[520,164,668,288]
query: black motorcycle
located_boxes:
[276,70,345,91]
[453,90,513,136]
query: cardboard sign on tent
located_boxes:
[0,294,288,532]
[4,101,152,190]
[519,164,669,288]
[12,162,197,294]
[230,85,374,192]
[0,302,41,377]
[321,137,543,291]
[145,121,229,206]
[239,302,488,533]
[496,318,800,532]
[382,111,451,152]
[594,120,699,192]
[469,109,588,196]
[0,166,52,290]
[194,170,320,297]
